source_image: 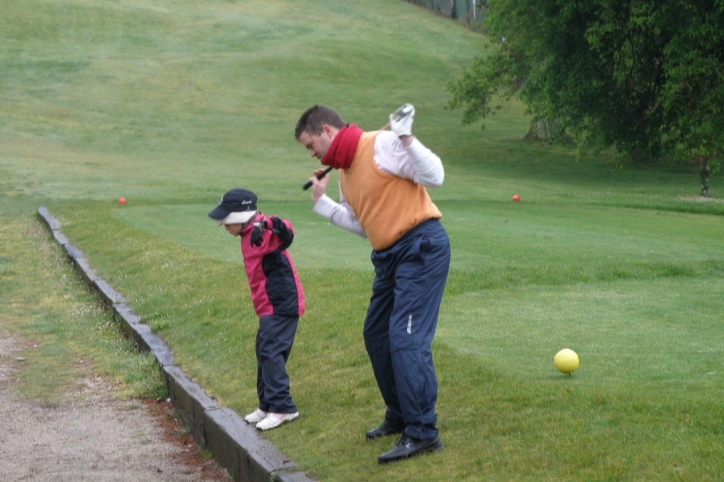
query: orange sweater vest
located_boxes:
[339,131,442,250]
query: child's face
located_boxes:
[219,222,246,237]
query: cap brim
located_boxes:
[208,206,230,221]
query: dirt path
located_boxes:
[0,331,230,481]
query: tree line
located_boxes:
[447,0,722,195]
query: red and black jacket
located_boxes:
[239,212,305,318]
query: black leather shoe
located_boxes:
[378,434,443,464]
[365,420,405,440]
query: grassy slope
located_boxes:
[2,0,723,481]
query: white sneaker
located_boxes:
[256,412,299,431]
[244,408,268,424]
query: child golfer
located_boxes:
[208,188,305,431]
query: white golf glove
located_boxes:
[389,103,415,137]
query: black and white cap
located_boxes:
[208,188,258,225]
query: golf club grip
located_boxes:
[302,166,333,190]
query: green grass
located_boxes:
[0,217,166,403]
[2,0,724,480]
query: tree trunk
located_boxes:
[700,162,711,197]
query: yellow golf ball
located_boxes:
[554,348,579,374]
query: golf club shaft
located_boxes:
[302,166,333,190]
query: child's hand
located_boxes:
[250,221,266,247]
[270,216,293,241]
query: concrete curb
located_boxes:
[37,207,316,482]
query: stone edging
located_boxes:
[37,207,315,482]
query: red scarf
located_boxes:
[321,124,364,170]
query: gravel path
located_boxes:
[0,331,229,482]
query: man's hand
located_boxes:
[389,103,415,137]
[309,168,330,203]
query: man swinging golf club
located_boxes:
[294,103,450,464]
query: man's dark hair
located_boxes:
[294,105,346,140]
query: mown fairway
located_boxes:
[2,1,723,481]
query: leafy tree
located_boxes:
[448,0,723,192]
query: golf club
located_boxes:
[301,104,413,190]
[302,166,333,190]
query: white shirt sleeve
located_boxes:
[312,193,368,239]
[374,131,444,187]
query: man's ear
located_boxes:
[321,124,337,138]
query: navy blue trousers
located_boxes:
[256,314,299,414]
[364,219,450,440]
